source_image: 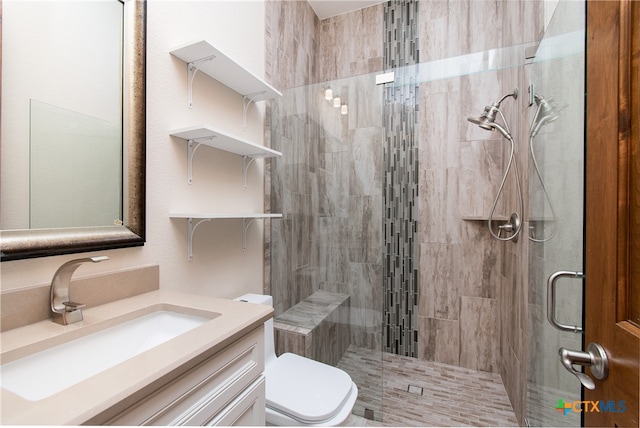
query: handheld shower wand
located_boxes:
[530,94,563,138]
[528,94,565,242]
[467,88,524,242]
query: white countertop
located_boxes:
[0,290,272,425]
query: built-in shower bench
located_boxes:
[273,290,350,366]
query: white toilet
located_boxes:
[234,294,358,426]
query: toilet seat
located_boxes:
[265,353,355,425]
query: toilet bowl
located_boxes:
[235,293,358,426]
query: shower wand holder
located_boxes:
[496,213,521,242]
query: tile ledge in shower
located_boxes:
[461,215,509,221]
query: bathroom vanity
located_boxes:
[0,291,272,425]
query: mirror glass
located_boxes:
[29,100,122,228]
[0,0,146,260]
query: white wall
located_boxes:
[1,0,269,301]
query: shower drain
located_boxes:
[407,384,424,396]
[364,408,375,420]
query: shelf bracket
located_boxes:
[187,55,216,108]
[187,138,213,184]
[242,155,258,190]
[242,217,260,251]
[242,91,266,130]
[187,217,211,261]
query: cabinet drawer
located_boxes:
[107,326,264,426]
[204,376,265,426]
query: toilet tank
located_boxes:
[234,294,276,366]
[235,293,272,307]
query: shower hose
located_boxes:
[488,111,524,242]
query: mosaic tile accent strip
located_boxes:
[383,0,420,357]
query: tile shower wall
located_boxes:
[264,0,319,297]
[317,4,384,81]
[264,0,385,352]
[266,1,545,424]
[383,0,420,357]
[416,1,543,424]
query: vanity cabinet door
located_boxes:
[203,376,265,426]
[102,326,264,426]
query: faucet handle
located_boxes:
[63,301,86,311]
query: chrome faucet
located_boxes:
[50,256,109,325]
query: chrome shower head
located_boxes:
[530,94,566,138]
[467,88,518,139]
[468,105,500,131]
[534,94,560,124]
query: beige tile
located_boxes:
[459,139,505,219]
[418,243,459,319]
[318,5,384,81]
[419,168,461,244]
[273,321,311,357]
[418,316,460,366]
[338,346,518,426]
[275,291,350,365]
[459,296,500,373]
[458,221,500,299]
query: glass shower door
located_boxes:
[269,72,385,422]
[526,1,586,426]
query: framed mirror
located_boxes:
[0,0,146,261]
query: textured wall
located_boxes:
[263,0,320,298]
[317,5,384,82]
[264,0,319,91]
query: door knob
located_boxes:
[558,342,608,390]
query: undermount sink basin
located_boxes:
[1,308,216,401]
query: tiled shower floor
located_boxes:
[338,346,519,427]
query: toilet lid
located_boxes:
[265,353,354,423]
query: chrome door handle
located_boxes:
[547,270,584,332]
[559,342,608,390]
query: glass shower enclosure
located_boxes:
[268,2,587,425]
[526,1,585,426]
[268,72,386,421]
